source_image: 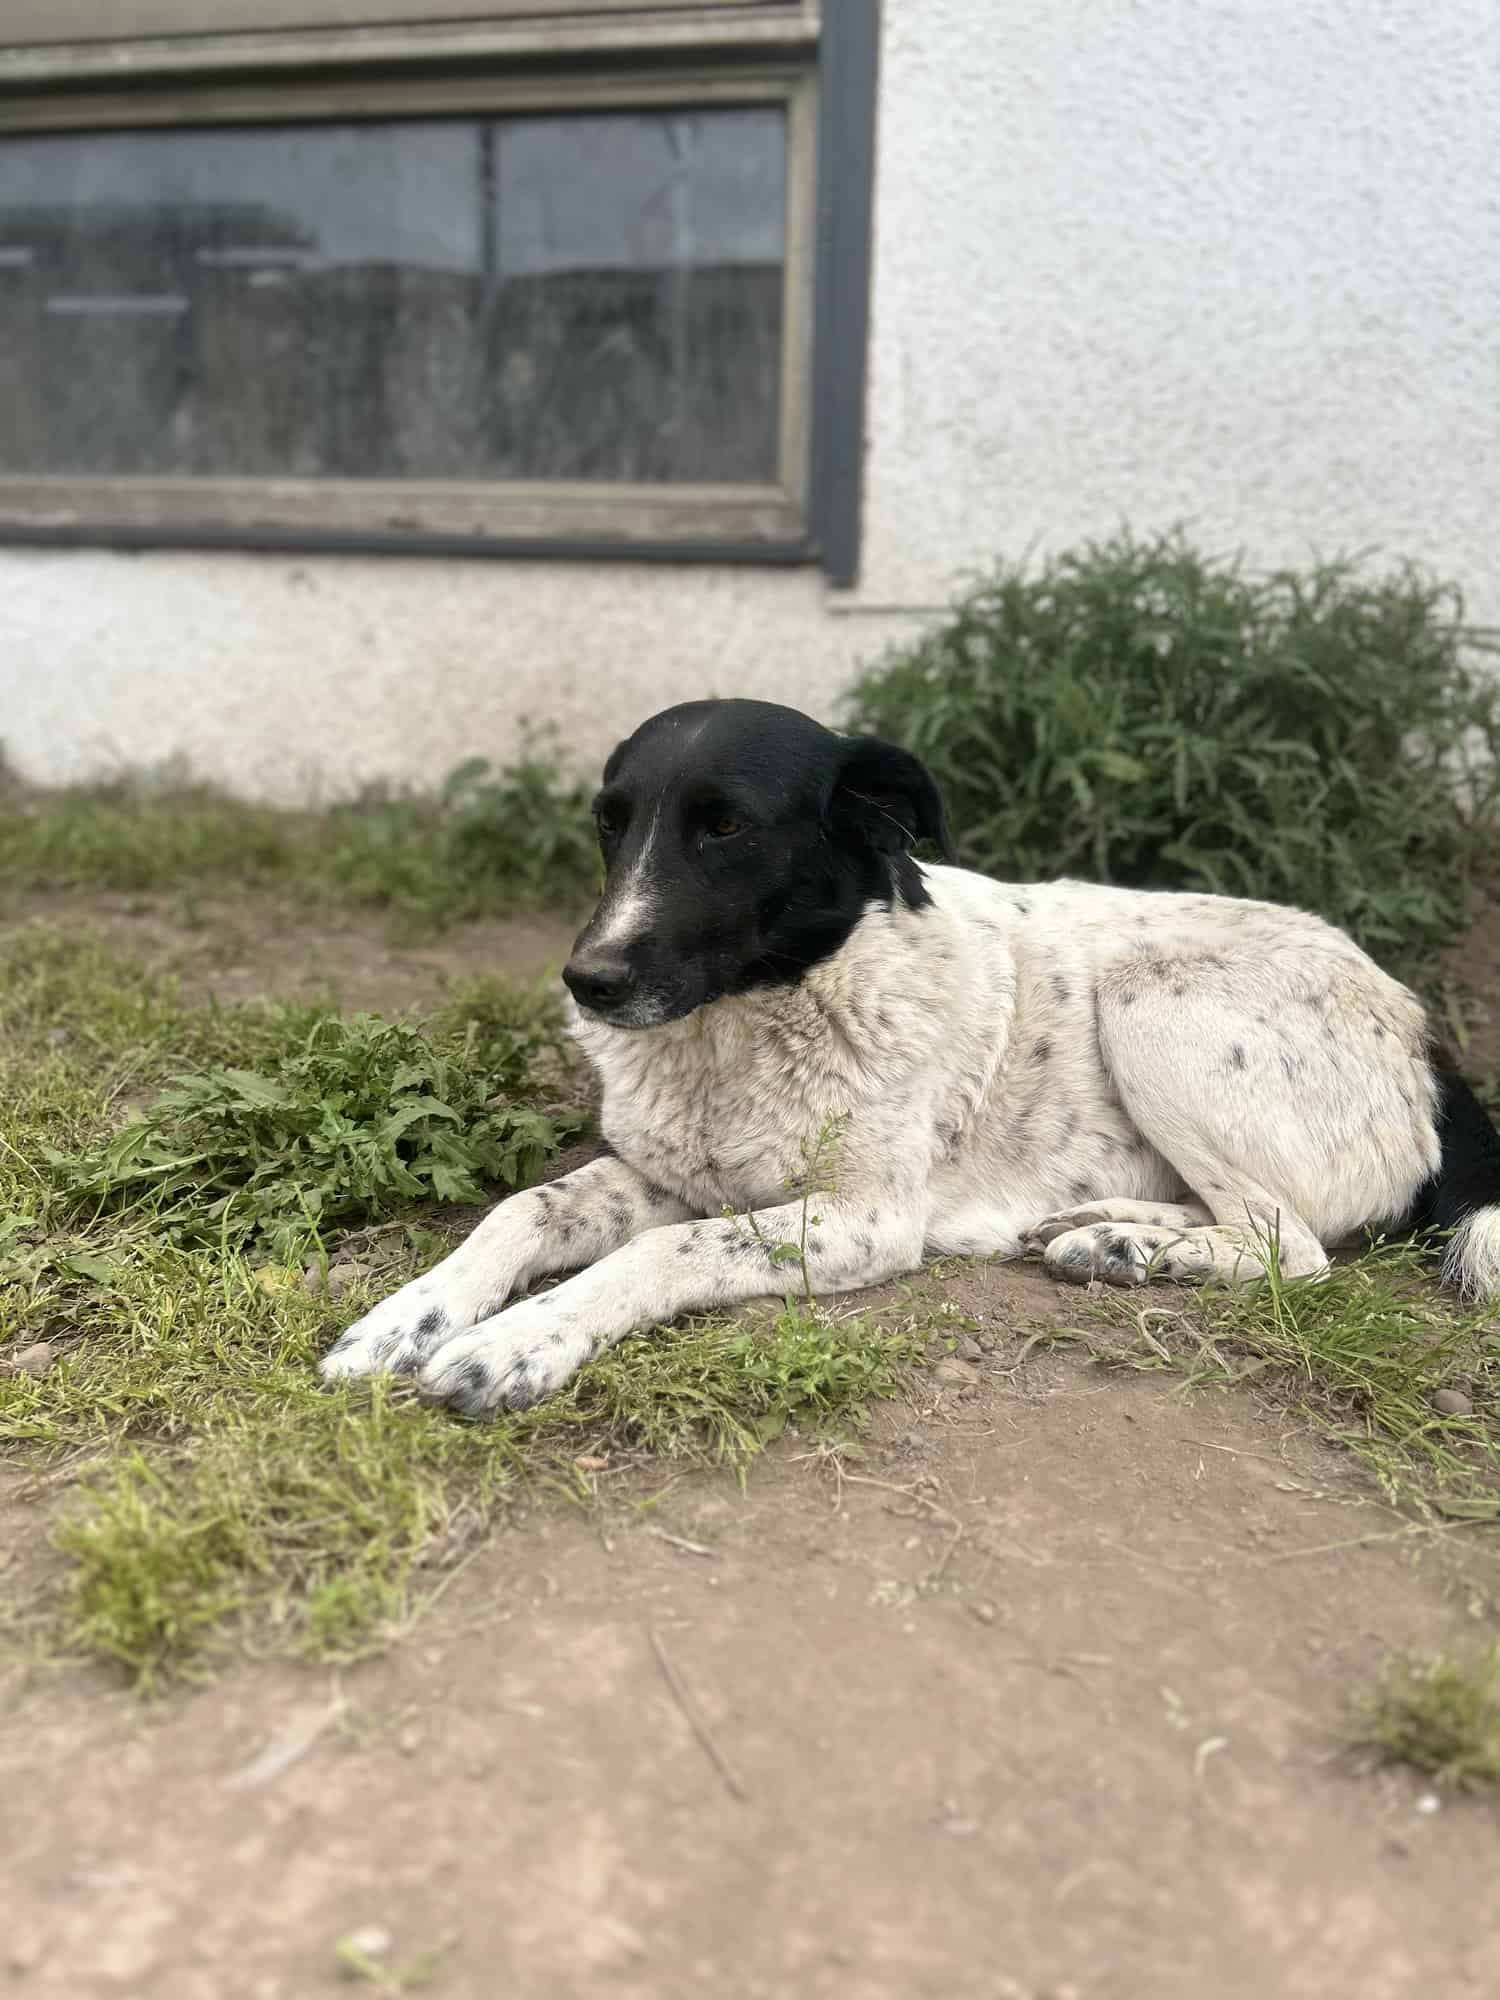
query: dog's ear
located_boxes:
[832,735,957,862]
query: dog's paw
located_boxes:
[1023,1201,1212,1255]
[1042,1222,1156,1288]
[417,1299,594,1417]
[319,1279,464,1383]
[1022,1207,1119,1253]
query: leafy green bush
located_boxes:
[847,532,1500,970]
[50,1005,582,1260]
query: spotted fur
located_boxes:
[321,701,1500,1415]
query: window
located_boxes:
[0,3,878,577]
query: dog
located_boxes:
[321,697,1500,1414]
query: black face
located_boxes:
[560,698,954,1029]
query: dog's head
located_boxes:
[562,699,954,1029]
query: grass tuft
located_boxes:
[33,1285,918,1687]
[1091,1240,1500,1513]
[0,727,598,935]
[1352,1645,1500,1789]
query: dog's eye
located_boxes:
[595,807,624,839]
[706,817,742,841]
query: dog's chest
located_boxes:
[586,1008,866,1213]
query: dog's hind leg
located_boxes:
[1036,961,1363,1291]
[1040,1207,1324,1288]
[1023,1198,1212,1249]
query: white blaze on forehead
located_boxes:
[589,802,663,951]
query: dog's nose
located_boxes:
[562,951,637,1014]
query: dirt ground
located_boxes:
[4,893,1500,1999]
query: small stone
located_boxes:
[342,1926,393,1961]
[1,1341,55,1378]
[933,1358,973,1388]
[1434,1388,1473,1417]
[396,1726,422,1756]
[957,1335,983,1363]
[970,1600,997,1625]
[302,1261,327,1296]
[1415,1791,1442,1815]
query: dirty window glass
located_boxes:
[0,107,787,484]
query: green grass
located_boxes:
[0,728,599,935]
[1082,1240,1500,1514]
[0,926,920,1687]
[1352,1645,1500,1789]
[9,1247,918,1687]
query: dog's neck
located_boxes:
[571,890,959,1094]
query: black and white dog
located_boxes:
[323,698,1500,1414]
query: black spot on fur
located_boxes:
[1070,1179,1093,1203]
[1011,897,1032,916]
[1118,989,1137,1008]
[1228,1043,1247,1072]
[595,1137,618,1160]
[677,1237,698,1259]
[865,1208,880,1226]
[607,1195,632,1233]
[1051,974,1071,1004]
[456,1357,494,1401]
[855,1231,874,1255]
[1031,1037,1052,1065]
[504,1363,539,1408]
[1105,1232,1135,1262]
[416,1306,448,1338]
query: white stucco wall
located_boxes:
[5,0,1500,799]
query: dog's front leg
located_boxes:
[320,1153,694,1382]
[417,1188,928,1416]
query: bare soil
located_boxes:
[4,895,1500,2000]
[6,889,581,1017]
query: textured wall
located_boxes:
[4,0,1499,798]
[858,0,1500,611]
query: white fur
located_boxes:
[324,867,1460,1414]
[586,802,662,956]
[1445,1210,1500,1301]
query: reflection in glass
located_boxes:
[0,108,787,484]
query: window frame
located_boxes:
[0,2,879,580]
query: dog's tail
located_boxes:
[1406,1047,1500,1301]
